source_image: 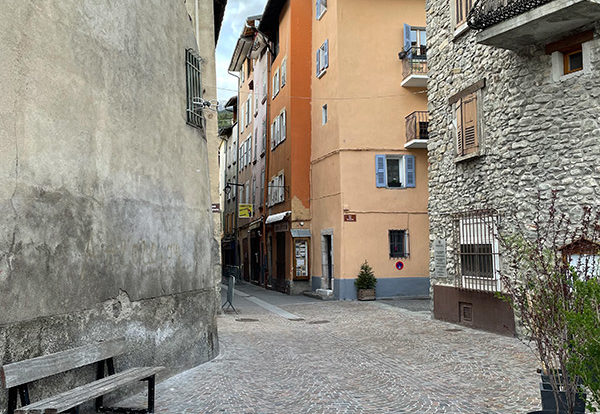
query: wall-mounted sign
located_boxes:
[274,222,289,233]
[239,204,253,218]
[433,239,447,279]
[344,214,357,222]
[295,240,309,278]
[395,261,404,271]
[211,203,220,213]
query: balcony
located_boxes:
[470,0,600,50]
[405,111,429,149]
[401,47,428,88]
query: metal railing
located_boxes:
[453,209,502,292]
[467,0,554,29]
[405,111,429,143]
[402,46,428,79]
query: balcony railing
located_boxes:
[401,47,428,87]
[405,111,429,149]
[470,0,600,49]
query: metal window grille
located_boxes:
[185,49,203,129]
[389,230,409,258]
[454,209,501,292]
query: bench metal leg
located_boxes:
[7,387,18,414]
[18,384,31,407]
[146,375,155,413]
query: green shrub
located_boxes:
[567,277,600,412]
[355,260,377,290]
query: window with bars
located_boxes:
[389,230,409,258]
[185,49,203,129]
[454,210,501,291]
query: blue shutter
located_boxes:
[324,40,329,68]
[403,24,412,58]
[405,155,416,188]
[375,155,387,188]
[316,49,320,76]
[316,0,320,19]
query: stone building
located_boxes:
[426,0,600,333]
[0,0,225,410]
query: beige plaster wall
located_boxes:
[310,0,429,287]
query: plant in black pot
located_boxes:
[355,260,377,301]
[496,192,600,414]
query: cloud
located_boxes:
[216,0,267,104]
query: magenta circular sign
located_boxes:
[395,261,404,271]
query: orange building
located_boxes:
[310,0,430,299]
[259,0,312,294]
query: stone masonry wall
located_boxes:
[426,2,600,292]
[0,1,219,410]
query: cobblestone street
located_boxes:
[121,284,542,413]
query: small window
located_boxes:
[262,70,267,102]
[316,0,327,20]
[261,118,267,155]
[281,58,287,87]
[185,49,203,129]
[389,230,409,258]
[455,211,500,291]
[564,47,583,74]
[455,0,473,28]
[375,155,416,188]
[322,104,328,125]
[316,40,329,78]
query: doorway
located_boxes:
[321,230,334,291]
[275,232,286,293]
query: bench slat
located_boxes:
[15,366,164,414]
[1,338,127,389]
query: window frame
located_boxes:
[281,57,287,88]
[322,104,328,125]
[316,0,327,20]
[185,49,204,130]
[389,230,409,259]
[455,211,501,292]
[375,154,416,189]
[316,40,329,78]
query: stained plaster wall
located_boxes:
[0,1,219,410]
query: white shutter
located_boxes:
[271,122,275,150]
[281,111,286,142]
[279,174,285,202]
[324,39,329,68]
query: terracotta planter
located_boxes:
[357,288,376,301]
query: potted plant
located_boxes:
[496,192,599,414]
[355,260,377,301]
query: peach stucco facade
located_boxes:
[310,0,429,299]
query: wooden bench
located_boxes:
[0,338,164,414]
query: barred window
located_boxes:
[455,210,500,291]
[185,49,203,129]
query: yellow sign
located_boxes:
[239,204,253,218]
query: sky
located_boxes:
[216,0,267,106]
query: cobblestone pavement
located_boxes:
[120,288,542,413]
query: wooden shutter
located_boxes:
[462,93,478,154]
[456,102,464,156]
[375,155,387,187]
[405,155,416,188]
[456,0,464,26]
